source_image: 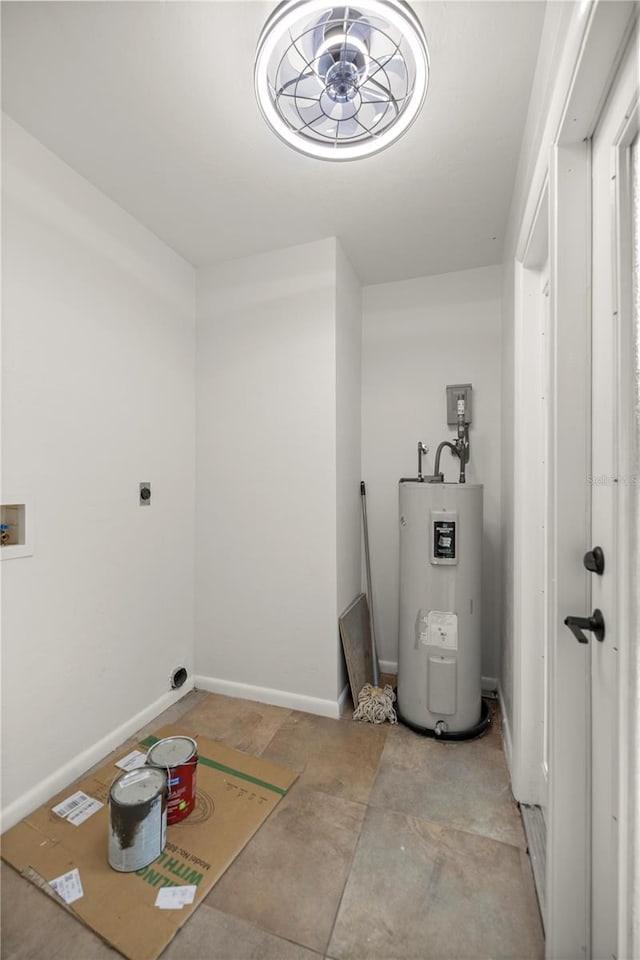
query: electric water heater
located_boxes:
[397,481,483,736]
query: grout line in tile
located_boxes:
[321,801,371,958]
[366,720,393,792]
[275,931,326,958]
[366,800,530,857]
[254,707,295,758]
[197,903,326,960]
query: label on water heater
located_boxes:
[434,521,455,558]
[430,510,458,564]
[424,611,458,651]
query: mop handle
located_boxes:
[360,481,380,687]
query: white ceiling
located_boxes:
[1,1,546,285]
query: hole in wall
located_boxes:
[170,666,188,690]
[1,504,26,547]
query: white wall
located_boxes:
[362,265,502,681]
[195,238,359,712]
[1,117,196,826]
[335,240,362,691]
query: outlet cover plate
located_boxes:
[446,384,472,426]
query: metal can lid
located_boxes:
[147,736,197,767]
[111,767,166,805]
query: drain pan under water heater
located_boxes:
[397,481,485,738]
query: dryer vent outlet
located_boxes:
[170,666,188,690]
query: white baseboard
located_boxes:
[482,675,499,696]
[194,674,343,720]
[378,659,398,675]
[1,680,195,834]
[337,682,351,715]
[497,679,514,780]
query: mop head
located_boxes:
[352,684,398,724]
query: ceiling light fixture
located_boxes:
[254,1,429,161]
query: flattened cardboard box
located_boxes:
[1,725,298,960]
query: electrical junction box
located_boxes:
[446,383,472,426]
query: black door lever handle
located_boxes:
[564,609,605,644]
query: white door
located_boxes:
[587,32,637,960]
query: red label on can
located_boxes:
[164,758,197,824]
[146,737,198,826]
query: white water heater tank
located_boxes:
[397,481,483,734]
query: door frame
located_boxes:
[627,129,640,955]
[609,72,639,957]
[512,181,550,808]
[591,46,639,957]
[510,2,638,956]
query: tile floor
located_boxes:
[1,689,544,960]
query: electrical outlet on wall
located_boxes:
[446,384,472,426]
[139,483,151,506]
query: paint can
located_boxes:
[108,767,167,872]
[146,736,198,825]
